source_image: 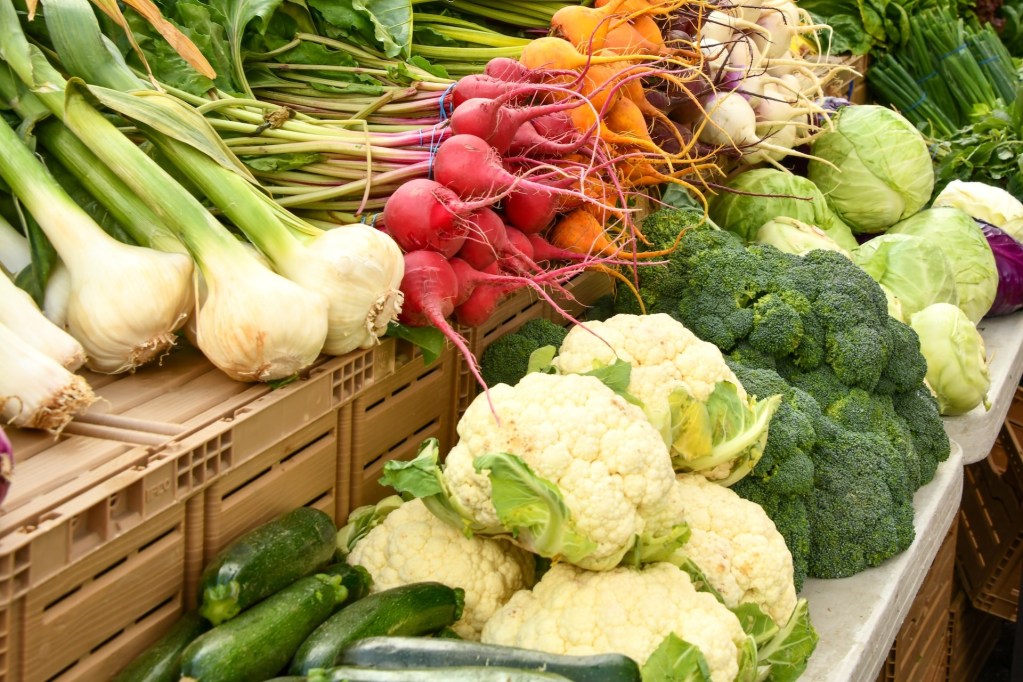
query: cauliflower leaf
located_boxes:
[641,633,713,682]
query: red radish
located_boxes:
[530,110,580,141]
[503,186,562,234]
[433,134,596,206]
[449,96,586,154]
[527,234,589,264]
[455,281,523,328]
[383,178,499,258]
[451,74,526,109]
[457,209,540,274]
[485,57,542,82]
[504,227,535,262]
[507,119,594,157]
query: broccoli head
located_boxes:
[780,363,850,412]
[748,291,811,358]
[892,387,952,487]
[874,320,927,395]
[728,341,778,370]
[808,421,916,578]
[479,319,568,387]
[639,207,707,251]
[517,318,568,349]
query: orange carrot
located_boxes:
[549,208,681,259]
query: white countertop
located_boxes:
[799,442,964,682]
[943,313,1023,464]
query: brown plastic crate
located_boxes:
[346,341,457,512]
[947,577,1003,682]
[195,410,338,564]
[876,523,957,681]
[0,490,200,681]
[956,411,1023,622]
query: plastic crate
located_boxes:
[947,576,1003,682]
[345,340,457,513]
[0,488,200,681]
[956,405,1023,622]
[876,523,956,681]
[198,411,339,564]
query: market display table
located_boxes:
[800,443,964,682]
[944,313,1023,464]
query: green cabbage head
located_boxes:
[808,105,934,234]
[754,216,851,257]
[709,168,858,251]
[852,233,959,318]
[909,303,991,416]
[887,207,998,323]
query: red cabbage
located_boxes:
[0,426,11,506]
[979,220,1023,316]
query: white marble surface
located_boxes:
[799,442,964,682]
[943,313,1023,464]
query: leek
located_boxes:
[0,270,85,370]
[0,214,29,276]
[0,114,193,373]
[0,321,95,432]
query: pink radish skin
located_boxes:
[507,119,593,157]
[531,110,578,140]
[383,178,499,258]
[457,209,541,274]
[484,57,541,82]
[504,227,535,262]
[455,281,523,328]
[503,186,562,235]
[527,234,590,264]
[433,134,591,204]
[449,96,586,154]
[451,75,526,109]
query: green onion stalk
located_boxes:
[34,0,408,358]
[867,55,958,137]
[0,87,193,373]
[0,0,331,382]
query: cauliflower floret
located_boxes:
[347,499,535,639]
[554,313,747,401]
[446,372,677,571]
[672,474,798,626]
[482,562,747,682]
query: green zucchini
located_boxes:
[433,626,463,639]
[198,507,337,625]
[112,611,209,682]
[289,582,464,675]
[336,637,642,682]
[320,561,373,604]
[308,666,574,682]
[180,574,348,682]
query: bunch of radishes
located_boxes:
[381,58,638,389]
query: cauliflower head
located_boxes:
[554,314,781,485]
[346,499,536,639]
[481,562,747,682]
[670,474,798,626]
[444,372,680,571]
[554,313,747,403]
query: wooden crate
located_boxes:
[947,576,1004,682]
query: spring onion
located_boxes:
[0,270,85,370]
[0,214,29,276]
[0,321,95,432]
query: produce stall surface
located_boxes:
[945,314,1023,464]
[801,442,964,681]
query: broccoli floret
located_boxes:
[639,207,706,251]
[727,341,778,370]
[808,423,916,578]
[780,363,850,412]
[892,387,952,487]
[480,335,539,387]
[517,318,568,349]
[748,291,810,357]
[582,294,619,322]
[479,320,569,387]
[824,324,890,390]
[875,320,927,395]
